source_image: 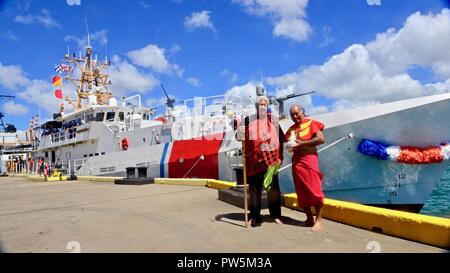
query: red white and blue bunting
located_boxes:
[357,139,450,164]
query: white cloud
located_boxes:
[146,97,168,108]
[6,54,159,116]
[263,9,450,112]
[127,44,169,72]
[366,9,450,78]
[106,55,159,97]
[138,1,150,9]
[66,0,81,6]
[1,30,19,41]
[170,44,181,54]
[16,79,64,114]
[64,30,108,49]
[0,61,77,114]
[308,105,329,115]
[14,9,62,29]
[224,82,260,106]
[318,26,334,47]
[367,0,381,6]
[127,44,183,76]
[220,69,239,84]
[330,99,380,112]
[187,77,201,87]
[184,10,217,32]
[2,101,29,115]
[0,62,29,89]
[267,44,426,104]
[424,78,450,94]
[36,10,62,29]
[232,0,311,42]
[14,14,34,24]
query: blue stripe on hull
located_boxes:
[160,143,169,177]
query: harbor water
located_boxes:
[420,166,450,218]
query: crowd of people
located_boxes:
[8,156,65,181]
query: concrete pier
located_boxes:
[0,176,446,253]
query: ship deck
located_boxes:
[0,176,446,253]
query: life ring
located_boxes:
[121,138,129,150]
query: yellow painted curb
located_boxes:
[154,178,209,186]
[77,176,122,182]
[206,180,237,190]
[283,193,450,249]
[154,178,237,190]
[11,174,70,182]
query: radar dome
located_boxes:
[88,94,97,105]
[108,97,118,106]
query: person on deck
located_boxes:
[236,96,285,227]
[285,104,326,231]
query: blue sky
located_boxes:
[0,0,450,130]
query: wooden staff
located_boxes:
[241,135,249,228]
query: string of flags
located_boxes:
[52,63,69,114]
[357,139,450,164]
[54,63,72,74]
[52,75,63,99]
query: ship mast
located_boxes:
[62,44,112,111]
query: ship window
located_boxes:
[95,112,105,122]
[119,112,124,121]
[89,154,93,157]
[95,153,99,156]
[101,152,105,155]
[84,154,87,158]
[106,112,115,121]
[87,114,95,123]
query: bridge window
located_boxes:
[106,112,115,121]
[95,112,105,122]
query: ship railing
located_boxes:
[175,95,245,119]
[10,159,73,176]
[51,128,77,144]
[74,158,87,174]
[103,118,120,134]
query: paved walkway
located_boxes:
[0,176,445,253]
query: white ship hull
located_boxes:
[33,92,450,211]
[279,92,450,210]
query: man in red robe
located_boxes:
[237,96,285,227]
[285,104,325,231]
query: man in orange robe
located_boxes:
[285,104,325,231]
